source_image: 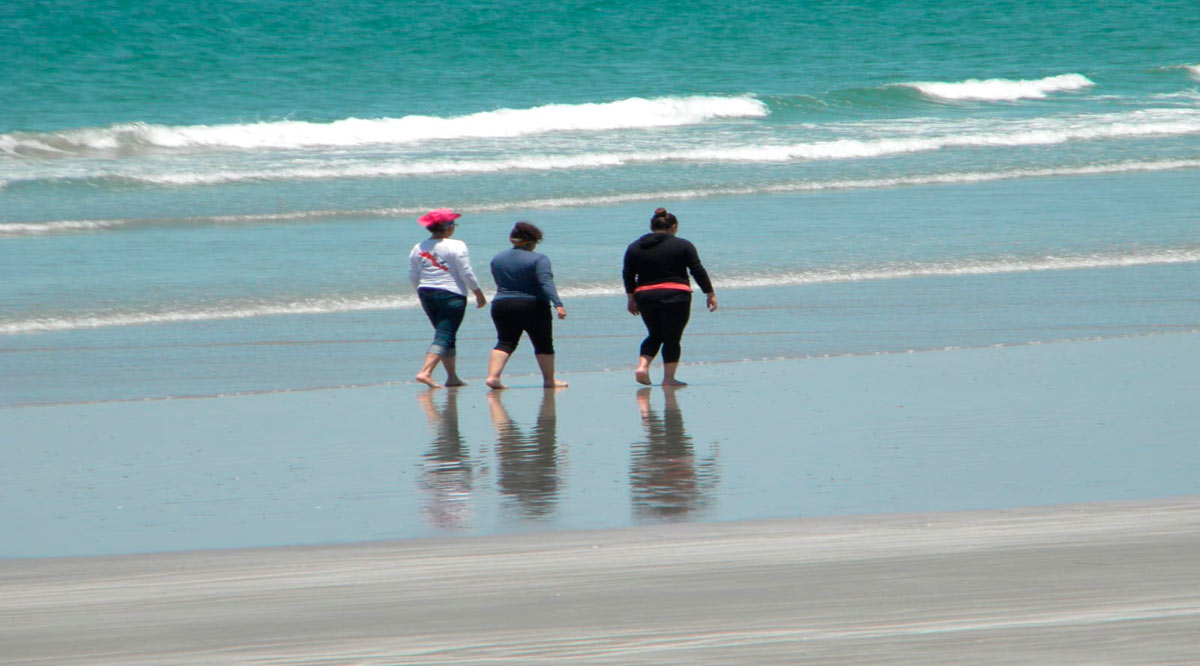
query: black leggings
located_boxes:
[491,298,554,355]
[635,290,691,363]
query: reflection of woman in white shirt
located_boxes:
[408,208,486,388]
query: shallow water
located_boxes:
[2,333,1197,558]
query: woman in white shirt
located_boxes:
[408,208,487,388]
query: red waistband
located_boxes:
[634,282,692,293]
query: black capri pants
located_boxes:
[491,298,555,355]
[634,289,692,363]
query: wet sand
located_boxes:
[3,497,1199,664]
[6,332,1200,558]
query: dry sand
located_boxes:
[4,496,1199,665]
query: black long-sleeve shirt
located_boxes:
[622,233,714,294]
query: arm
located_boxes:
[684,240,717,312]
[534,255,567,319]
[622,245,639,316]
[452,244,487,308]
[407,246,421,291]
[535,255,563,308]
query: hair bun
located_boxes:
[654,207,668,216]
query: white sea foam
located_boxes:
[6,107,1198,192]
[903,73,1094,101]
[0,209,379,237]
[477,159,1200,211]
[1186,64,1200,79]
[706,108,1200,162]
[0,95,767,154]
[3,249,1196,335]
[6,158,1198,238]
[80,109,1200,187]
[0,219,132,236]
[714,249,1200,290]
[134,154,632,186]
[0,294,421,335]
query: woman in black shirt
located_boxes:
[622,208,718,386]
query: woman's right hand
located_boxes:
[626,295,639,316]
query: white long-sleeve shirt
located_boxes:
[408,238,482,296]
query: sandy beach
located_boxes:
[4,332,1199,663]
[3,498,1199,664]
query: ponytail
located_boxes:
[650,207,677,231]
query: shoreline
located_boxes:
[3,327,1194,410]
[4,496,1199,664]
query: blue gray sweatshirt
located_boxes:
[490,248,563,307]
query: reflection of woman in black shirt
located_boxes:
[630,387,720,520]
[415,390,475,528]
[488,390,562,519]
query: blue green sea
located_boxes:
[2,1,1198,556]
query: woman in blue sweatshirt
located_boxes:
[486,221,568,389]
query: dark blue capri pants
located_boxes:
[418,287,467,357]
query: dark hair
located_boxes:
[426,221,451,234]
[650,207,677,231]
[509,220,543,244]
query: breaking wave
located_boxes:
[0,95,768,156]
[10,107,1194,190]
[901,73,1095,101]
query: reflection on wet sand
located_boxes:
[631,387,720,520]
[416,390,476,529]
[488,390,564,520]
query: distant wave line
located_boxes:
[5,159,1199,238]
[0,95,768,156]
[4,158,1195,237]
[900,73,1094,101]
[3,249,1197,335]
[35,109,1200,188]
[486,159,1200,210]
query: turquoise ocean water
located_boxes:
[2,1,1198,555]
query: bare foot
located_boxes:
[634,369,651,385]
[415,373,443,389]
[485,378,507,390]
[663,379,688,387]
[544,379,568,388]
[445,377,467,387]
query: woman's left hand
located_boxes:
[556,305,568,320]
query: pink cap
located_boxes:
[418,208,462,228]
